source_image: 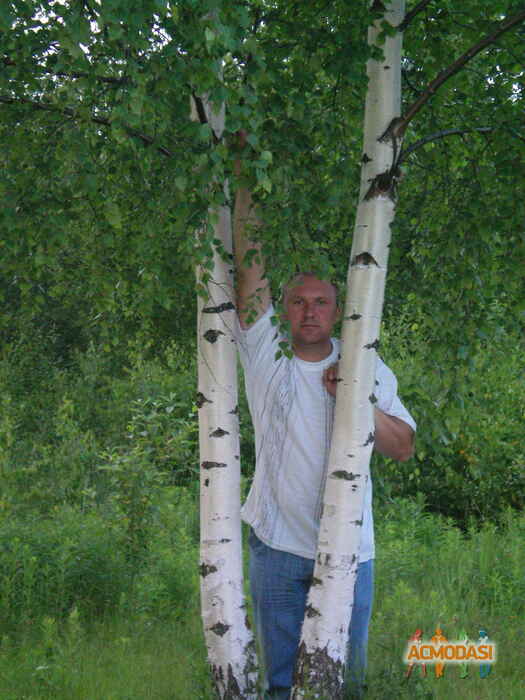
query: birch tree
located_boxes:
[292,1,406,696]
[292,2,524,697]
[191,94,257,699]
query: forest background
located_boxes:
[0,1,523,698]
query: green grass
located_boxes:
[366,501,525,699]
[0,499,523,700]
[0,615,212,700]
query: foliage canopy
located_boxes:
[1,2,524,529]
[1,1,523,350]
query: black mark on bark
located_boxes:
[203,329,224,343]
[364,339,380,350]
[351,252,378,267]
[369,393,378,404]
[371,0,387,11]
[203,301,235,314]
[229,405,239,415]
[204,478,210,487]
[331,470,359,481]
[379,117,404,143]
[361,152,372,163]
[363,432,375,446]
[210,428,229,438]
[345,313,362,320]
[351,519,363,526]
[202,460,227,469]
[212,664,240,698]
[364,170,393,200]
[305,604,321,618]
[199,563,217,577]
[293,642,345,700]
[210,621,230,637]
[196,392,212,408]
[219,538,231,544]
[211,661,249,699]
[191,93,222,145]
[311,576,323,587]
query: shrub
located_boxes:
[375,315,524,528]
[0,508,128,631]
[131,486,200,620]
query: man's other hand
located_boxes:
[322,362,414,461]
[322,363,339,397]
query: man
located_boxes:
[233,148,415,699]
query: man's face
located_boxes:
[283,275,339,347]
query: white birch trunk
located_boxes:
[292,1,405,697]
[193,96,257,699]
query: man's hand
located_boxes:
[322,362,414,461]
[322,363,339,398]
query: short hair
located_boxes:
[281,271,340,305]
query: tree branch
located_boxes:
[399,127,493,162]
[395,8,525,136]
[401,67,423,96]
[0,95,174,157]
[54,70,129,86]
[397,0,433,32]
[3,56,130,86]
[507,127,525,145]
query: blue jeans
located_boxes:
[249,529,373,699]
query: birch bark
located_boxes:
[292,1,405,697]
[193,96,257,699]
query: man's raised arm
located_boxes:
[233,133,271,329]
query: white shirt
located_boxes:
[236,304,416,561]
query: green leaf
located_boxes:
[257,175,272,193]
[0,4,14,30]
[105,202,122,230]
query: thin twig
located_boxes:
[397,8,525,135]
[402,68,423,96]
[397,0,434,32]
[3,57,130,86]
[0,95,174,157]
[399,127,493,162]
